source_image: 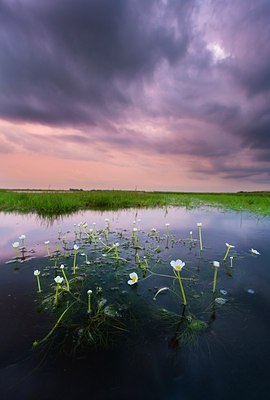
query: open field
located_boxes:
[0,189,270,216]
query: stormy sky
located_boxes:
[0,0,270,190]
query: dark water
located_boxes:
[0,207,269,400]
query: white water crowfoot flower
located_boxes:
[87,289,93,314]
[34,270,41,293]
[223,243,235,261]
[128,272,138,285]
[251,248,260,255]
[60,264,70,291]
[170,259,185,272]
[212,261,220,293]
[170,259,187,305]
[54,276,64,305]
[197,223,203,251]
[73,244,79,274]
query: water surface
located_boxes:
[0,207,269,400]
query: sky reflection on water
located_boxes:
[0,207,270,400]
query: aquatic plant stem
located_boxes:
[33,302,76,347]
[213,267,218,293]
[61,269,70,291]
[46,244,50,257]
[54,284,60,305]
[176,270,187,306]
[36,275,41,293]
[198,226,203,251]
[87,290,92,314]
[73,250,77,274]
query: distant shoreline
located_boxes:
[0,189,269,217]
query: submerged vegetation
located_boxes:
[0,189,270,216]
[7,218,260,352]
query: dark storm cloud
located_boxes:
[0,0,191,125]
[1,0,270,185]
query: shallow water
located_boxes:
[0,207,269,400]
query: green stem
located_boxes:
[61,269,70,291]
[54,284,59,305]
[198,227,203,251]
[88,295,91,314]
[33,302,76,347]
[223,248,230,261]
[177,271,187,305]
[213,267,218,293]
[73,251,77,274]
[36,275,41,293]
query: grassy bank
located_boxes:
[0,189,270,217]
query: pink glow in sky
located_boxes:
[0,0,270,191]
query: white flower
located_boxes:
[151,228,156,232]
[170,259,185,272]
[197,222,202,227]
[73,244,79,251]
[54,276,64,284]
[251,248,260,255]
[19,235,26,240]
[60,264,65,269]
[133,227,138,232]
[225,243,235,248]
[105,218,109,222]
[44,240,50,245]
[114,243,119,247]
[128,272,138,285]
[213,261,220,268]
[34,270,40,276]
[190,231,192,235]
[87,289,93,295]
[165,223,170,226]
[92,222,96,225]
[12,242,19,248]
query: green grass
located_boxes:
[0,189,270,217]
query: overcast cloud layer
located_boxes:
[0,0,270,190]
